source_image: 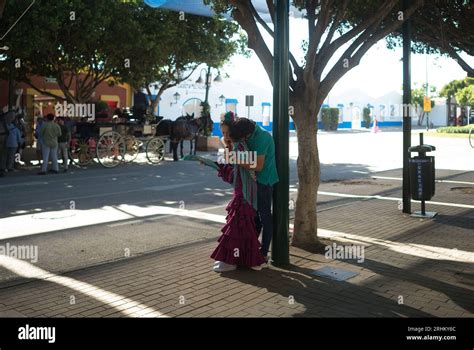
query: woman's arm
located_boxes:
[217,163,234,184]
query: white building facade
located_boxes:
[145,71,449,136]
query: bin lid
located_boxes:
[408,144,436,153]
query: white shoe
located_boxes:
[251,265,262,271]
[213,261,237,272]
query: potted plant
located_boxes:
[321,108,340,131]
[196,101,220,151]
[363,107,371,128]
[329,108,339,130]
[321,108,331,131]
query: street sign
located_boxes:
[423,96,431,112]
[245,95,254,107]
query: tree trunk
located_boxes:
[0,0,6,18]
[150,92,163,115]
[291,99,324,252]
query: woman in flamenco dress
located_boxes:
[211,112,266,272]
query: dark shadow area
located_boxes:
[434,213,474,230]
[341,257,474,314]
[219,263,433,317]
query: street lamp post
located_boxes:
[402,0,412,214]
[196,66,223,107]
[272,0,290,266]
[204,66,211,105]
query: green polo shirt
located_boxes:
[246,125,279,186]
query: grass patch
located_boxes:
[436,124,473,134]
[423,131,469,138]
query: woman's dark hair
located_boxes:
[229,118,256,142]
[46,113,55,121]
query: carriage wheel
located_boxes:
[69,138,93,166]
[146,137,165,164]
[123,135,141,163]
[96,131,125,168]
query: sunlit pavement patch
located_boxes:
[0,254,166,318]
[311,266,359,281]
[0,207,133,240]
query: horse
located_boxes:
[154,113,213,161]
[170,113,212,161]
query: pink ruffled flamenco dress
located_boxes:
[211,163,266,269]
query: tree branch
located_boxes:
[230,0,274,85]
[265,0,275,25]
[248,0,302,76]
[443,45,474,77]
[306,0,333,74]
[23,78,67,101]
[316,0,399,77]
[318,0,424,104]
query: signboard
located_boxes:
[423,96,431,112]
[45,77,57,83]
[245,95,254,107]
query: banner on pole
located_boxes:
[423,96,431,112]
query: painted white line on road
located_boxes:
[115,204,227,224]
[372,176,474,186]
[288,225,474,263]
[17,182,204,207]
[290,189,474,209]
[107,204,227,227]
[0,202,227,240]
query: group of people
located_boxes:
[0,112,71,176]
[206,112,279,272]
[34,114,71,175]
[0,112,26,177]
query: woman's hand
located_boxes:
[221,136,233,150]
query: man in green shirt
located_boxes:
[39,113,62,175]
[229,118,279,262]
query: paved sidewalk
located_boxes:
[0,173,472,317]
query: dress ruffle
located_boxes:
[211,191,266,267]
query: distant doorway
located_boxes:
[183,98,202,117]
[351,106,361,129]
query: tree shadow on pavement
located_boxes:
[219,263,433,317]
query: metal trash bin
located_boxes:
[408,133,437,218]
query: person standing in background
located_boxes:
[34,116,44,166]
[5,116,23,172]
[38,114,61,175]
[57,117,70,172]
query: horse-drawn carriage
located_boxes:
[68,112,166,168]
